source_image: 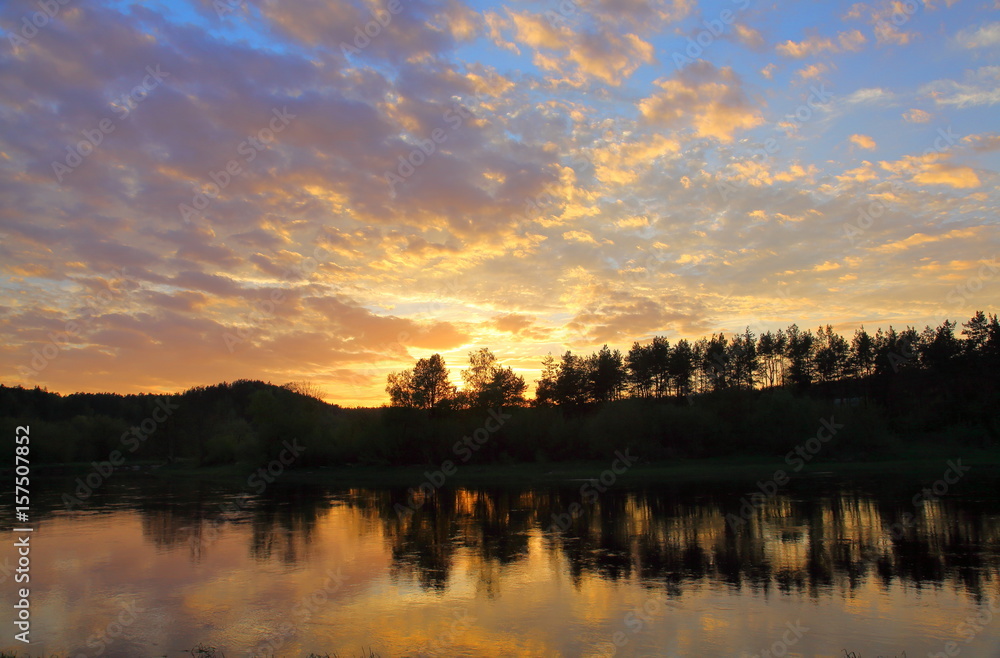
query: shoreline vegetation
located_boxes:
[15,447,1000,487]
[2,312,997,482]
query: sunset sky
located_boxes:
[1,0,997,405]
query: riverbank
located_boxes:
[132,443,1000,488]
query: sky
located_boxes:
[0,0,997,406]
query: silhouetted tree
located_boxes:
[783,324,814,388]
[386,370,415,407]
[4,312,1000,470]
[918,320,960,372]
[462,348,496,397]
[587,344,625,403]
[704,333,730,392]
[626,341,655,399]
[649,336,671,397]
[873,326,919,375]
[757,330,786,388]
[489,367,528,408]
[850,327,875,378]
[728,328,758,390]
[534,354,560,407]
[961,311,1000,372]
[668,339,695,397]
[962,311,991,356]
[814,325,849,383]
[462,348,526,408]
[386,354,455,409]
[555,351,589,406]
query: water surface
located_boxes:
[3,469,999,657]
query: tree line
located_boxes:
[386,348,527,409]
[386,311,1000,408]
[0,380,339,468]
[3,311,996,470]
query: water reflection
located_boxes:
[105,478,1000,599]
[6,473,999,656]
[133,482,331,563]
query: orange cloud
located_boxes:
[912,163,981,188]
[872,227,982,253]
[639,62,764,142]
[903,108,933,123]
[849,134,877,150]
[838,29,867,51]
[776,35,838,58]
[796,63,829,81]
[507,11,654,85]
[837,161,879,183]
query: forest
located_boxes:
[2,311,998,469]
[384,311,1000,409]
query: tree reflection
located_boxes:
[116,476,1000,603]
[361,480,1000,600]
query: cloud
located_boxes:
[562,230,599,245]
[638,62,764,142]
[491,313,546,340]
[920,66,1000,107]
[880,153,981,189]
[954,21,1000,49]
[1,0,997,406]
[590,134,680,185]
[483,9,521,54]
[436,0,483,42]
[962,133,1000,152]
[591,0,694,29]
[774,163,818,183]
[257,0,456,62]
[871,227,984,254]
[795,63,830,81]
[732,24,766,50]
[875,23,915,46]
[776,35,838,58]
[903,108,933,123]
[836,161,880,183]
[912,163,982,188]
[567,294,703,344]
[864,2,921,46]
[849,134,877,150]
[843,87,895,105]
[308,297,470,351]
[775,31,865,58]
[505,10,655,85]
[843,3,867,20]
[838,29,867,51]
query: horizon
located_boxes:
[2,0,998,407]
[6,309,993,405]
